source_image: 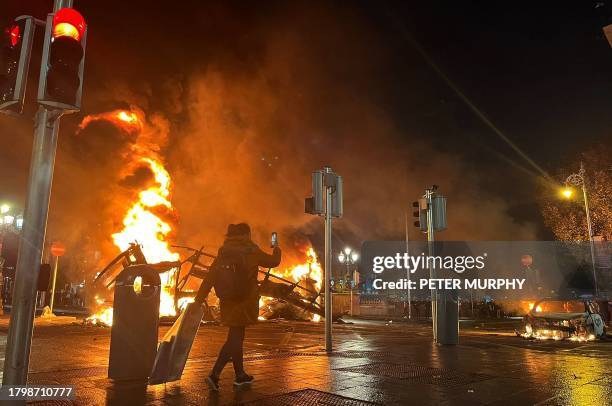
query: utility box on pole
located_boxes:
[432,195,447,231]
[331,175,343,218]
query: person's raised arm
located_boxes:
[257,246,281,269]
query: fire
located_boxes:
[83,108,181,324]
[78,108,143,134]
[527,302,542,313]
[87,307,113,326]
[260,246,323,321]
[285,247,322,292]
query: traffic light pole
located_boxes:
[425,188,437,341]
[2,0,76,389]
[324,167,333,352]
[305,166,341,353]
[424,186,458,345]
[2,107,63,386]
[404,213,412,319]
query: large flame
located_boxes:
[111,156,180,317]
[84,109,180,324]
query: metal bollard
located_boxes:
[435,289,459,345]
[108,265,160,381]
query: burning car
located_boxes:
[518,298,606,341]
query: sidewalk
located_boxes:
[0,319,610,405]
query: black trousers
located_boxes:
[212,326,245,377]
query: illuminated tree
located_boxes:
[540,145,611,241]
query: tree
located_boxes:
[540,145,611,241]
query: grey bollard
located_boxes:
[435,289,459,345]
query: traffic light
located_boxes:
[305,171,324,215]
[0,17,35,114]
[38,7,87,110]
[412,199,427,232]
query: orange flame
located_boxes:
[111,156,180,317]
[260,245,323,321]
[83,109,180,323]
[78,109,143,134]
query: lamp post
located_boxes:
[1,204,10,215]
[562,162,598,297]
[338,247,359,316]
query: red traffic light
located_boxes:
[7,24,20,47]
[52,8,86,42]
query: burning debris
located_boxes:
[260,247,323,322]
[85,307,113,327]
[517,298,605,341]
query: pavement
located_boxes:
[0,316,610,405]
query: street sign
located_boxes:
[50,241,65,257]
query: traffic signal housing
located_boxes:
[38,8,87,111]
[0,17,35,114]
[305,171,324,215]
[412,199,427,232]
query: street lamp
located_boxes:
[561,162,598,296]
[338,247,359,316]
[0,204,10,215]
[561,187,573,199]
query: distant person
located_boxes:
[194,223,281,391]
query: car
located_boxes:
[517,298,606,341]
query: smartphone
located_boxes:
[271,232,278,248]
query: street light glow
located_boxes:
[338,248,359,264]
[561,187,573,199]
[0,204,10,214]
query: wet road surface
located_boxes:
[0,318,610,405]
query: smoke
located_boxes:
[160,3,536,264]
[1,1,535,281]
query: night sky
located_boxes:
[1,0,611,247]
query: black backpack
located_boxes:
[212,249,249,300]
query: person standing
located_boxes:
[195,223,281,390]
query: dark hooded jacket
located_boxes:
[197,235,281,326]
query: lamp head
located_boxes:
[561,187,574,199]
